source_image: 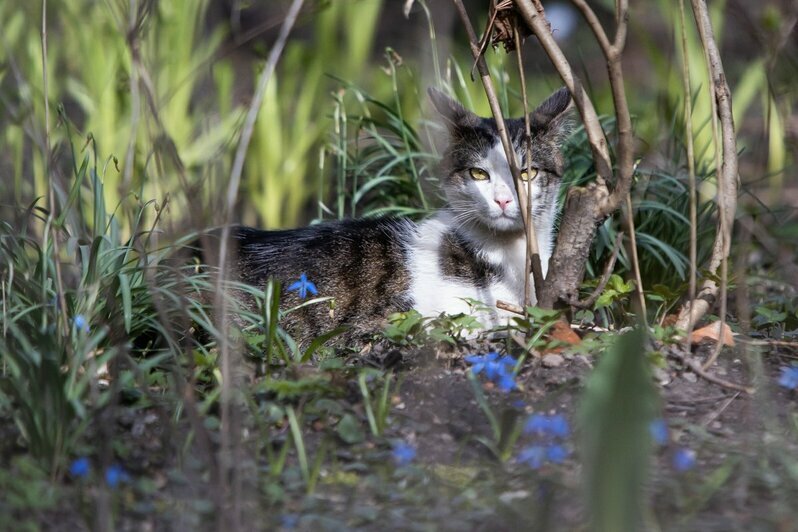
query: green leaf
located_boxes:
[336,413,365,445]
[595,290,618,309]
[580,328,657,532]
[754,306,787,325]
[118,272,132,334]
[525,306,561,322]
[300,326,348,363]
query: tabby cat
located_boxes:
[209,87,571,345]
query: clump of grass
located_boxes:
[0,137,231,476]
[320,78,439,222]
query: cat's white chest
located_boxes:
[407,214,529,327]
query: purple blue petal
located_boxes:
[778,366,798,390]
[672,447,696,472]
[518,445,546,469]
[649,418,669,445]
[69,457,90,478]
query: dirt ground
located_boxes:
[3,330,798,531]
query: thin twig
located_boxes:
[452,0,544,301]
[678,0,698,348]
[623,192,647,316]
[213,1,304,526]
[496,299,525,316]
[565,232,622,309]
[668,350,754,395]
[700,391,740,427]
[471,2,501,80]
[513,25,543,305]
[702,39,728,370]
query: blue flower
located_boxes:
[73,314,90,333]
[497,372,517,392]
[287,273,318,299]
[518,445,546,469]
[546,444,568,464]
[524,414,550,436]
[649,418,669,445]
[391,441,416,466]
[105,464,131,487]
[671,447,696,472]
[778,366,798,390]
[280,514,300,529]
[464,352,517,389]
[69,457,90,478]
[547,414,570,438]
[523,413,569,438]
[465,352,496,378]
[518,443,569,469]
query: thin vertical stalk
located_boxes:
[513,26,542,306]
[41,0,68,339]
[452,0,543,303]
[675,0,737,352]
[623,193,647,317]
[214,0,304,526]
[698,12,729,370]
[122,0,142,193]
[678,0,698,346]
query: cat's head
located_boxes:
[429,87,572,234]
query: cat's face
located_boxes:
[429,88,572,234]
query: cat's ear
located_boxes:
[530,87,572,139]
[428,88,479,128]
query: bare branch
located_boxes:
[569,0,612,55]
[623,192,647,316]
[514,0,613,191]
[497,299,526,316]
[667,350,753,395]
[514,0,640,313]
[675,0,739,332]
[567,0,634,217]
[612,0,629,51]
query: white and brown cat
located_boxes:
[205,87,572,345]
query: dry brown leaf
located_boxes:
[691,322,735,347]
[662,313,679,327]
[548,320,582,346]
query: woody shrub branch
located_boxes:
[514,0,635,311]
[454,0,736,332]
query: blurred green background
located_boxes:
[2,0,793,234]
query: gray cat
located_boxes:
[212,87,571,345]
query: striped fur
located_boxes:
[212,88,572,345]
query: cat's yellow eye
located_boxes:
[469,168,489,181]
[520,168,539,181]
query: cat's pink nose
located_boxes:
[495,198,513,211]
